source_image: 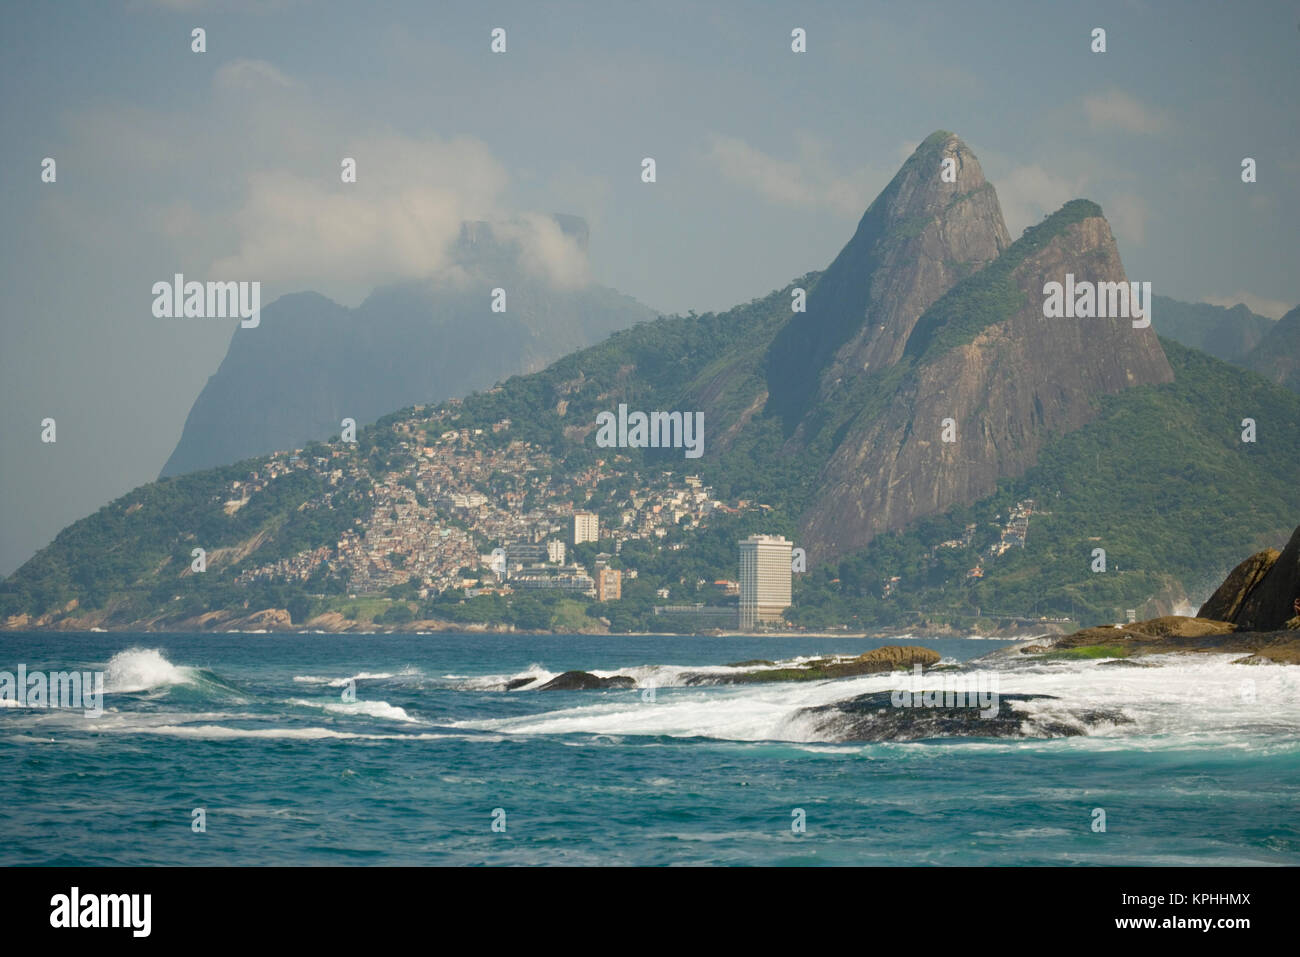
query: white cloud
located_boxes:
[212,135,509,283]
[491,214,591,289]
[1083,89,1170,134]
[704,133,885,217]
[1202,293,1293,320]
[995,163,1088,238]
[68,59,590,290]
[214,58,300,92]
[1104,191,1150,248]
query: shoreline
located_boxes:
[0,624,1043,641]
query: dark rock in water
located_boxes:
[537,670,636,691]
[1098,658,1157,668]
[794,691,1132,742]
[726,659,777,668]
[685,645,941,685]
[1199,548,1280,624]
[505,677,538,691]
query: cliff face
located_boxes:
[800,206,1174,560]
[766,132,1011,430]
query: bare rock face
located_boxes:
[1198,548,1281,622]
[852,645,942,670]
[795,691,1132,741]
[1235,525,1300,631]
[766,131,1012,431]
[801,203,1173,561]
[537,671,636,691]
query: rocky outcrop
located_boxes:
[766,131,1012,430]
[1198,549,1280,623]
[801,201,1174,561]
[683,645,941,685]
[1235,525,1300,631]
[1195,525,1299,632]
[537,671,636,691]
[794,691,1132,741]
[851,645,943,670]
[1005,613,1300,665]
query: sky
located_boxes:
[2,0,1298,577]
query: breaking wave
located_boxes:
[450,653,1300,745]
[105,648,200,693]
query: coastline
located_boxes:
[0,621,1046,641]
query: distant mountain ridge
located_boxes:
[1242,304,1300,392]
[1151,296,1274,361]
[159,215,657,478]
[1153,296,1300,395]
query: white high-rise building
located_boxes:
[738,535,793,629]
[547,539,566,564]
[573,512,599,545]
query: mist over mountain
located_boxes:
[160,215,657,478]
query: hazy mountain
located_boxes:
[1152,295,1274,361]
[159,216,657,477]
[1242,304,1300,392]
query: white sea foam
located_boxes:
[465,654,841,692]
[451,654,1300,745]
[104,725,493,742]
[104,648,198,693]
[291,667,422,687]
[459,663,557,690]
[287,697,420,723]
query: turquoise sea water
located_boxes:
[2,631,1298,866]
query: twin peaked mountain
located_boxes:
[790,133,1171,558]
[707,130,1172,561]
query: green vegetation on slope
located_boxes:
[904,199,1102,362]
[791,338,1300,628]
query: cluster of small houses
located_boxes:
[226,410,748,603]
[929,499,1038,582]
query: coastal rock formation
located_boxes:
[1196,525,1300,632]
[1198,548,1281,623]
[537,670,636,691]
[852,645,943,670]
[683,645,941,685]
[1007,613,1300,665]
[794,691,1132,742]
[1234,525,1300,631]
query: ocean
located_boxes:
[2,631,1298,866]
